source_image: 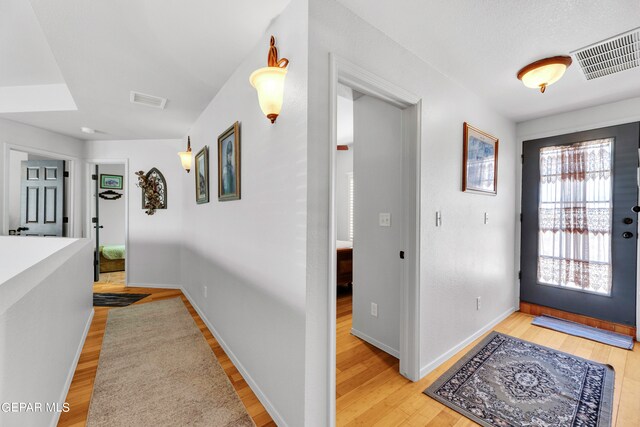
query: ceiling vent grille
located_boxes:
[129,91,167,109]
[571,27,640,80]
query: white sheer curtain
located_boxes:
[537,138,613,295]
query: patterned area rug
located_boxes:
[93,293,150,307]
[424,332,614,427]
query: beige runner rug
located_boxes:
[87,297,254,426]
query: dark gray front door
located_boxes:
[20,160,65,237]
[521,123,638,326]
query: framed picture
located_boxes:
[462,122,499,195]
[100,174,123,190]
[217,122,240,201]
[194,146,210,204]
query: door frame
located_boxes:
[2,143,79,237]
[85,158,129,286]
[327,54,422,421]
[516,119,640,341]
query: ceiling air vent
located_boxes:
[571,27,640,80]
[129,91,167,109]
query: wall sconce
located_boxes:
[250,36,289,124]
[178,136,192,173]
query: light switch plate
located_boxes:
[379,213,391,227]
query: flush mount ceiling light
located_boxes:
[178,136,192,173]
[249,36,289,124]
[80,126,95,134]
[517,56,572,93]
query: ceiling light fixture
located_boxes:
[517,56,572,93]
[178,136,192,173]
[80,127,95,134]
[249,36,289,124]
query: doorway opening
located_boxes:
[329,55,422,421]
[87,161,128,286]
[3,146,76,237]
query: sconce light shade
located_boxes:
[250,36,289,124]
[178,136,192,173]
[517,56,572,93]
[250,67,287,123]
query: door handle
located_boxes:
[94,225,104,229]
[17,227,29,232]
[622,231,634,239]
[399,251,405,259]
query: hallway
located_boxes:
[59,281,275,426]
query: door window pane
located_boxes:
[537,138,613,295]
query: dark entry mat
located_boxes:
[93,293,150,307]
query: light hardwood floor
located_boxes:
[336,287,640,426]
[58,280,275,427]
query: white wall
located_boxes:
[97,164,125,246]
[178,1,308,425]
[1,118,85,237]
[86,139,183,287]
[351,95,402,355]
[335,148,352,241]
[306,1,517,422]
[0,237,93,427]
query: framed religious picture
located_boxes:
[194,146,210,204]
[462,122,499,195]
[217,122,241,201]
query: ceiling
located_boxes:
[337,0,640,123]
[0,0,290,140]
[2,1,639,140]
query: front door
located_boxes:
[520,123,638,326]
[19,160,65,237]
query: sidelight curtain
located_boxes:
[537,138,613,295]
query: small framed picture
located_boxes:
[462,122,499,195]
[217,122,241,201]
[194,146,210,204]
[100,174,123,190]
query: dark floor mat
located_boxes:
[93,293,150,307]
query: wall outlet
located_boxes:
[203,285,208,299]
[379,213,391,227]
[371,302,378,317]
[484,212,489,225]
[476,297,481,310]
[436,211,442,227]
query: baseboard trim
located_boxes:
[180,286,288,427]
[419,307,516,378]
[350,328,400,358]
[51,308,94,427]
[126,282,180,289]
